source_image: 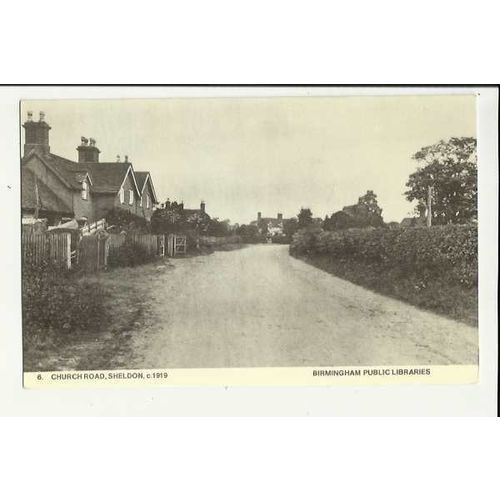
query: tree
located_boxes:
[150,201,186,234]
[323,210,353,230]
[297,208,313,228]
[283,217,299,238]
[236,224,263,243]
[323,190,384,231]
[405,137,477,225]
[206,218,232,237]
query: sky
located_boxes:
[21,95,476,224]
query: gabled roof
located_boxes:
[135,171,158,203]
[21,168,73,215]
[86,163,140,195]
[22,151,93,190]
[22,150,145,198]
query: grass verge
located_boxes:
[296,254,477,326]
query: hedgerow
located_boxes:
[290,225,477,324]
[108,239,156,268]
[290,225,477,288]
[22,262,108,351]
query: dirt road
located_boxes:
[125,245,478,368]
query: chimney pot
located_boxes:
[116,155,121,162]
[39,111,45,122]
[81,136,88,146]
[124,155,129,163]
[89,137,96,147]
[27,111,33,121]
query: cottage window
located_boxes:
[119,188,124,204]
[81,180,89,200]
[129,190,134,205]
[139,196,143,208]
[146,194,150,209]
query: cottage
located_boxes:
[21,112,159,225]
[250,212,289,236]
[183,201,210,222]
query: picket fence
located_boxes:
[22,229,72,269]
[23,225,184,273]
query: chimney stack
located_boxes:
[23,110,51,156]
[77,136,100,162]
[257,212,262,222]
[124,155,129,163]
[200,200,206,213]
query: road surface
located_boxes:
[127,245,478,368]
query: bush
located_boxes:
[108,239,155,268]
[290,225,477,288]
[22,261,108,347]
[106,208,151,233]
[290,225,477,324]
[271,234,291,244]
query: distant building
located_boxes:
[400,216,426,228]
[250,212,289,236]
[183,201,210,222]
[21,111,159,225]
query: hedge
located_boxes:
[22,261,108,347]
[290,225,477,288]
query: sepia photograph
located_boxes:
[20,93,480,384]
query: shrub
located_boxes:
[106,208,151,233]
[22,261,108,347]
[290,225,477,324]
[290,225,477,289]
[108,239,155,268]
[271,234,291,244]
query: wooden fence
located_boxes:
[78,231,109,273]
[23,226,169,273]
[22,229,71,269]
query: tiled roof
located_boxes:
[86,163,136,194]
[135,171,148,190]
[21,168,73,215]
[135,171,158,203]
[43,153,90,189]
[23,150,142,197]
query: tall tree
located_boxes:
[405,137,477,225]
[297,208,313,228]
[283,217,299,237]
[356,190,384,227]
[323,190,384,231]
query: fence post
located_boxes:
[66,233,71,270]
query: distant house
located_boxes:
[183,201,210,223]
[21,111,159,225]
[400,216,426,228]
[250,212,289,236]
